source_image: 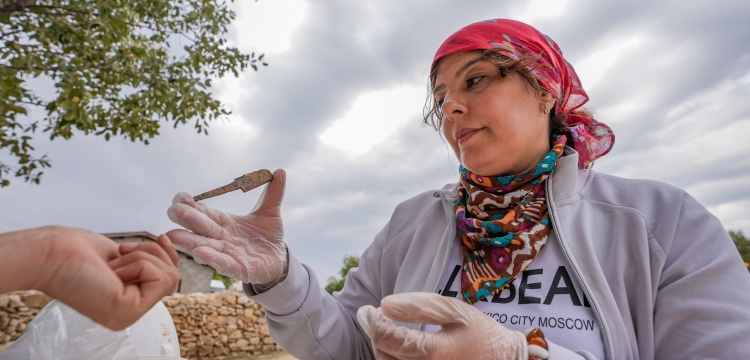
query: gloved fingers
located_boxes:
[251,169,286,215]
[165,229,227,256]
[381,292,472,328]
[385,293,529,358]
[167,202,227,240]
[192,246,241,279]
[357,305,379,341]
[225,215,284,241]
[194,201,242,227]
[172,191,238,226]
[374,349,399,360]
[172,192,197,207]
[198,244,287,285]
[357,304,434,359]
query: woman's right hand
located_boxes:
[167,169,287,286]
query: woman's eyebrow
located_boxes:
[455,56,485,78]
[433,56,486,93]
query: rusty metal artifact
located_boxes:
[193,169,274,201]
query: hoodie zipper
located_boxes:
[420,190,457,331]
[546,178,613,359]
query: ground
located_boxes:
[233,351,297,360]
[0,342,297,360]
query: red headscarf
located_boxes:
[432,19,614,169]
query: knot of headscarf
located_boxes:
[432,19,614,169]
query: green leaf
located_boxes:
[0,0,267,187]
[325,254,360,294]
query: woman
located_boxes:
[166,19,750,359]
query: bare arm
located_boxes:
[0,226,181,330]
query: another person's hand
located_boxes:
[0,226,180,330]
[357,292,547,360]
[166,169,287,286]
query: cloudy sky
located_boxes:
[2,0,749,284]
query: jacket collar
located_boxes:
[549,146,580,202]
[433,146,582,202]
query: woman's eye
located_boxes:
[467,76,484,87]
[435,97,444,107]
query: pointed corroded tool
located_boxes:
[193,169,274,201]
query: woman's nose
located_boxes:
[441,95,466,121]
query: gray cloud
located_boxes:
[2,0,749,284]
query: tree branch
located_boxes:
[1,64,59,72]
[0,0,35,16]
[24,4,89,16]
[17,99,45,107]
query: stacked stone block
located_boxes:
[165,290,282,358]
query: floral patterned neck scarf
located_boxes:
[457,135,567,304]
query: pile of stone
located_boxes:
[165,290,282,359]
[0,290,282,359]
[0,291,52,345]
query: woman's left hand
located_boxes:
[357,292,534,360]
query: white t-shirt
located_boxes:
[424,232,605,358]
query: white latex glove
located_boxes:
[166,169,287,286]
[357,292,536,360]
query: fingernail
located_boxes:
[356,306,375,338]
[120,242,136,251]
[157,234,171,244]
[108,258,121,268]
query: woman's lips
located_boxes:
[456,128,482,143]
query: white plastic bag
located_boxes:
[0,300,183,359]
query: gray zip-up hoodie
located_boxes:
[246,150,750,359]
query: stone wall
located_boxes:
[165,290,283,358]
[0,290,282,359]
[0,291,51,345]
